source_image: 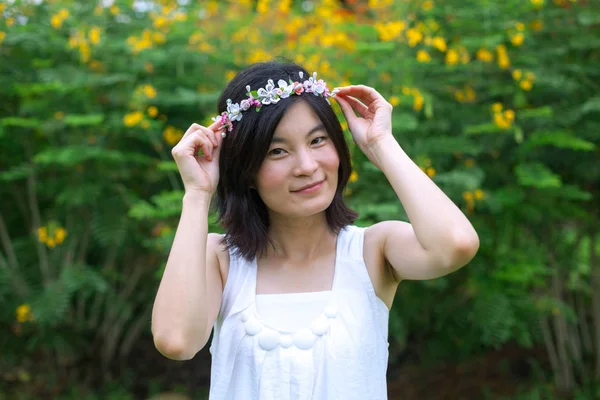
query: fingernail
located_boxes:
[332,88,341,95]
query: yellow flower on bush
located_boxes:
[406,28,423,47]
[37,227,48,242]
[54,227,67,244]
[163,126,183,146]
[520,80,533,91]
[50,14,63,29]
[16,304,34,323]
[89,27,101,45]
[432,37,447,52]
[492,103,503,113]
[257,0,269,14]
[493,108,515,129]
[512,69,522,80]
[426,167,436,178]
[515,22,525,31]
[142,84,157,98]
[474,189,485,200]
[37,225,67,247]
[417,50,431,63]
[0,31,5,44]
[530,0,544,6]
[59,9,70,19]
[422,0,434,10]
[349,171,359,183]
[496,45,510,69]
[413,90,424,111]
[445,49,460,65]
[476,48,493,62]
[375,21,405,42]
[110,5,120,15]
[389,96,400,107]
[124,111,144,127]
[147,106,159,118]
[510,33,524,46]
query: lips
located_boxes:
[292,180,324,192]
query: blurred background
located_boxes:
[1,0,599,399]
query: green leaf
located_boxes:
[515,163,562,188]
[464,123,504,135]
[392,112,418,132]
[526,130,596,151]
[63,114,104,127]
[1,117,42,129]
[156,161,179,172]
[355,41,396,52]
[582,97,600,114]
[517,106,553,119]
[0,164,32,182]
[34,146,153,166]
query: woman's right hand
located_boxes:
[171,121,225,196]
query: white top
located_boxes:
[255,291,333,332]
[208,225,390,400]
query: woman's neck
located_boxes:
[265,213,336,263]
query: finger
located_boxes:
[182,123,204,141]
[339,95,371,118]
[333,85,384,106]
[172,133,212,160]
[333,95,360,125]
[207,119,225,133]
[197,125,219,147]
[191,131,214,160]
[212,129,224,161]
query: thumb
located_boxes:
[211,125,226,162]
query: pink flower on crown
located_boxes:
[304,72,328,96]
[292,82,304,94]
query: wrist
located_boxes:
[183,190,213,207]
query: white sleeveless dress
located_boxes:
[208,225,390,399]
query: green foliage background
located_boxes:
[0,0,599,398]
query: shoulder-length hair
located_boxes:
[214,60,358,261]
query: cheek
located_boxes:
[323,146,340,172]
[255,162,286,192]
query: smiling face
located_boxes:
[254,100,340,220]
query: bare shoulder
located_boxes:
[207,233,230,287]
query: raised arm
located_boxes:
[151,122,226,360]
[334,86,479,282]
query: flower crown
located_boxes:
[213,71,337,136]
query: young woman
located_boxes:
[151,61,479,399]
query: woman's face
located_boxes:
[254,100,340,220]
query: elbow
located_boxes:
[152,330,203,361]
[444,230,480,270]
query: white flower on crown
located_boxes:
[213,71,333,133]
[277,79,295,99]
[257,79,281,105]
[226,99,243,121]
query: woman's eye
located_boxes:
[269,148,285,156]
[312,136,327,145]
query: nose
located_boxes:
[293,148,318,176]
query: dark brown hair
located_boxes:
[214,60,358,261]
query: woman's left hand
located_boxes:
[332,85,394,157]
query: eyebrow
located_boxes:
[270,123,326,144]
